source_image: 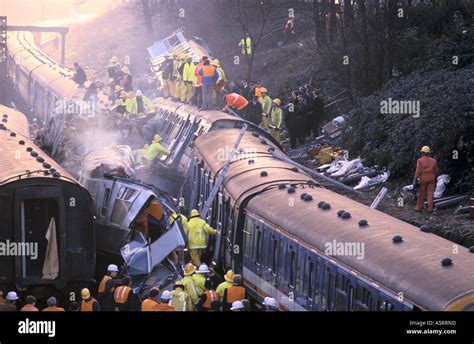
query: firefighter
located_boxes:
[196,279,220,311]
[106,56,119,79]
[239,32,252,55]
[170,282,193,311]
[222,274,247,311]
[212,59,226,108]
[98,264,118,311]
[160,54,174,99]
[120,65,133,92]
[182,56,196,102]
[259,88,272,129]
[193,263,210,296]
[270,98,283,143]
[414,146,439,213]
[216,270,234,299]
[169,211,188,264]
[141,288,160,311]
[113,275,134,312]
[42,297,65,312]
[81,288,101,312]
[127,90,155,117]
[139,134,171,164]
[187,209,219,266]
[181,263,200,308]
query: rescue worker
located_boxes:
[170,282,193,312]
[193,263,210,295]
[114,91,131,118]
[120,65,133,92]
[222,274,247,311]
[196,279,220,311]
[192,56,207,108]
[0,291,18,311]
[182,56,196,103]
[20,295,39,312]
[127,90,154,117]
[172,53,185,100]
[98,264,118,311]
[153,290,175,311]
[106,56,119,79]
[241,299,251,311]
[81,288,101,312]
[414,146,439,213]
[309,90,325,137]
[198,59,218,110]
[245,95,263,125]
[181,263,200,308]
[72,62,87,88]
[216,270,234,299]
[169,211,188,264]
[212,59,226,108]
[160,54,174,99]
[42,297,65,312]
[113,275,134,312]
[113,63,124,86]
[139,134,171,164]
[263,297,279,311]
[270,98,283,143]
[239,32,252,55]
[259,88,272,129]
[187,209,219,266]
[222,91,249,117]
[141,288,160,311]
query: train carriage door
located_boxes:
[320,259,336,311]
[283,241,297,311]
[242,216,256,294]
[302,251,317,311]
[262,228,279,300]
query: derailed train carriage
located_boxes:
[0,105,95,300]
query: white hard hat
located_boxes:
[107,264,119,272]
[263,297,278,308]
[136,90,143,97]
[6,291,19,301]
[192,56,200,63]
[161,290,171,301]
[263,296,270,305]
[196,264,210,274]
[230,300,245,310]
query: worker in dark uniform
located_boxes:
[245,95,263,126]
[72,62,87,88]
[113,275,134,312]
[309,90,325,138]
[414,146,439,213]
[222,274,247,311]
[98,264,118,311]
[0,291,19,311]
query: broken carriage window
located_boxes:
[110,187,139,226]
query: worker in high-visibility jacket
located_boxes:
[193,263,210,296]
[138,134,171,164]
[141,288,160,311]
[98,264,118,311]
[259,88,272,129]
[169,211,188,264]
[173,53,186,101]
[20,296,39,312]
[414,146,439,213]
[270,98,283,143]
[170,282,193,311]
[153,290,175,311]
[222,92,249,117]
[222,274,247,311]
[212,59,226,108]
[81,288,101,312]
[216,270,234,299]
[182,56,196,103]
[126,90,155,118]
[42,297,65,312]
[239,33,252,55]
[187,209,219,266]
[113,275,134,312]
[181,263,199,309]
[196,279,220,311]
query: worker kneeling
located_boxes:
[222,91,248,118]
[127,90,155,118]
[187,209,219,266]
[134,134,171,165]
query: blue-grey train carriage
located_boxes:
[0,105,95,301]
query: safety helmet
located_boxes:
[190,209,200,218]
[153,134,162,143]
[224,270,234,283]
[230,300,245,310]
[263,297,278,308]
[6,291,18,301]
[81,288,90,300]
[196,264,210,274]
[47,297,57,306]
[184,263,196,276]
[273,98,281,106]
[136,90,143,97]
[120,90,127,98]
[211,59,220,67]
[121,66,129,74]
[192,56,200,64]
[261,87,268,93]
[161,290,171,301]
[107,264,119,272]
[115,85,122,92]
[421,146,431,153]
[110,56,119,63]
[178,53,187,60]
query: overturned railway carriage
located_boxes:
[0,106,95,296]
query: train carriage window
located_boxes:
[303,256,315,300]
[253,224,262,264]
[244,218,253,258]
[335,272,348,311]
[101,188,111,217]
[355,284,374,311]
[286,245,296,288]
[110,187,138,226]
[269,234,279,275]
[314,261,320,306]
[378,296,396,312]
[295,251,301,292]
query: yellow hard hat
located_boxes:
[170,212,178,220]
[121,66,129,74]
[110,56,118,63]
[273,98,281,106]
[421,146,431,153]
[184,263,196,276]
[153,134,162,143]
[224,270,235,283]
[261,87,268,93]
[211,59,220,67]
[115,85,122,92]
[178,53,187,60]
[190,209,200,218]
[120,90,127,98]
[81,288,90,300]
